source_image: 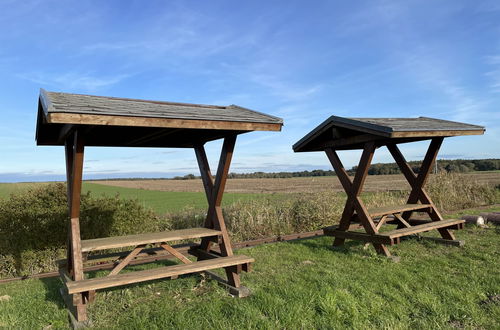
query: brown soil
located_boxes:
[89,172,500,194]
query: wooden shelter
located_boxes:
[293,116,484,258]
[36,89,283,324]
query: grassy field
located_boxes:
[82,183,274,213]
[0,217,499,329]
[1,171,498,214]
[89,171,500,194]
[0,182,276,214]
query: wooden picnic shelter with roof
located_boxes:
[293,116,485,259]
[35,89,283,325]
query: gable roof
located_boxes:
[293,116,485,152]
[36,89,283,147]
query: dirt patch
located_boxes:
[480,294,500,306]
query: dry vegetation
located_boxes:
[90,171,500,194]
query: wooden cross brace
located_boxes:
[325,142,391,256]
[387,137,455,240]
[194,135,241,287]
[324,137,455,257]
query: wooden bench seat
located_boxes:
[381,219,465,239]
[81,228,222,252]
[325,219,465,246]
[368,203,432,218]
[66,255,254,294]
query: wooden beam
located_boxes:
[160,243,192,264]
[81,228,221,252]
[66,255,255,294]
[320,134,383,149]
[48,112,282,132]
[66,131,85,281]
[63,130,88,322]
[325,143,391,256]
[197,135,242,287]
[108,245,145,276]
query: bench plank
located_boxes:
[81,228,221,252]
[382,219,465,239]
[324,229,393,245]
[66,255,254,294]
[368,203,432,218]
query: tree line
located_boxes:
[171,158,500,180]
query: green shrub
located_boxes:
[0,183,158,277]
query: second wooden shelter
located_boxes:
[293,116,484,258]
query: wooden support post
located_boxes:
[195,136,242,287]
[63,130,89,323]
[325,143,391,256]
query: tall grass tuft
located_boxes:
[426,172,499,211]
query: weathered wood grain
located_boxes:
[368,204,432,218]
[66,255,254,294]
[81,228,222,252]
[382,219,465,238]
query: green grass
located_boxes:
[0,182,277,214]
[0,182,48,199]
[1,216,499,329]
[81,183,278,214]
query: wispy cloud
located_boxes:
[485,55,500,93]
[18,71,130,92]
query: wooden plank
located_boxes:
[375,215,389,231]
[323,224,363,235]
[81,228,222,252]
[325,229,393,245]
[48,112,282,132]
[382,219,465,239]
[66,255,254,294]
[66,131,85,283]
[393,213,412,228]
[108,245,145,276]
[160,243,192,264]
[369,204,432,218]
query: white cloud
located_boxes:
[485,55,500,93]
[18,71,130,92]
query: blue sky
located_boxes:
[0,0,499,182]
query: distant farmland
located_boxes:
[1,172,498,214]
[90,171,500,194]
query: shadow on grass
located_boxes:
[40,277,66,309]
[287,236,367,254]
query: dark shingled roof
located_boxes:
[41,89,283,124]
[36,89,283,147]
[293,116,485,152]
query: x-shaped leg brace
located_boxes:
[387,137,455,240]
[194,135,241,287]
[325,142,391,256]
